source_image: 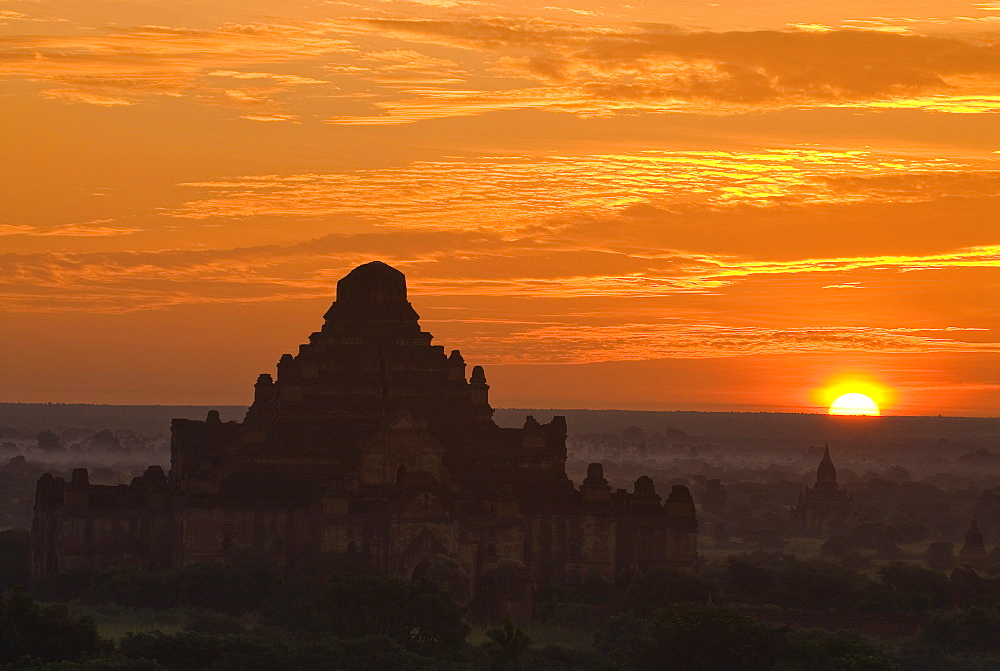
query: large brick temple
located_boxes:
[32,261,698,616]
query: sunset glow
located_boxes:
[1,0,998,415]
[829,393,881,416]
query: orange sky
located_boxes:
[1,0,998,416]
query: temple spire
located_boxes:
[321,260,421,335]
[959,515,989,568]
[335,261,408,305]
[816,444,837,486]
[965,516,985,552]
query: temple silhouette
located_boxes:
[959,517,988,569]
[31,261,698,619]
[792,446,855,534]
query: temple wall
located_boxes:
[524,514,617,586]
[31,263,699,602]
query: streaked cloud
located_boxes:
[0,23,350,109]
[0,9,67,24]
[170,149,1000,230]
[0,222,144,236]
[1,227,995,312]
[321,18,1000,122]
[457,322,1000,363]
[3,17,999,120]
[822,282,864,289]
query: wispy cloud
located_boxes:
[4,18,999,120]
[0,9,68,24]
[169,149,1000,230]
[321,18,1000,122]
[457,322,1000,363]
[0,222,144,236]
[0,226,996,312]
[0,23,350,111]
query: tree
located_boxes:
[576,569,614,605]
[621,426,646,444]
[820,535,851,559]
[780,628,897,670]
[167,555,279,612]
[890,520,928,544]
[36,430,63,453]
[0,593,105,664]
[701,479,727,514]
[878,562,952,610]
[268,574,469,655]
[918,607,1000,652]
[117,631,439,671]
[118,632,223,670]
[726,555,778,603]
[778,558,872,611]
[925,542,955,572]
[710,521,731,546]
[847,522,900,549]
[596,605,783,670]
[484,618,531,670]
[0,530,30,591]
[86,430,122,452]
[624,568,714,613]
[597,605,895,671]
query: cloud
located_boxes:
[0,9,67,24]
[239,113,299,122]
[0,218,995,365]
[206,70,330,85]
[0,23,350,110]
[167,149,1000,231]
[320,18,1000,121]
[0,222,144,236]
[345,49,467,84]
[6,17,999,121]
[0,223,995,313]
[456,322,1000,363]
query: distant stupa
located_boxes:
[959,517,989,569]
[792,445,854,534]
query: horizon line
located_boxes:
[0,401,995,420]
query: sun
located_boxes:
[816,376,891,415]
[829,393,880,416]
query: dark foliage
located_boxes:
[917,607,1000,653]
[925,542,955,572]
[265,574,470,655]
[876,562,952,610]
[777,628,898,670]
[36,430,63,453]
[480,618,531,670]
[166,557,279,613]
[623,568,714,613]
[596,605,785,670]
[5,654,164,670]
[118,631,440,671]
[0,592,104,663]
[819,535,851,559]
[725,553,876,610]
[595,604,896,670]
[0,530,30,591]
[29,567,95,602]
[31,556,280,613]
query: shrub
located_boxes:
[267,574,470,655]
[0,592,105,664]
[623,568,715,613]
